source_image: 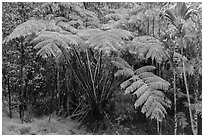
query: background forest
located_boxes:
[2,2,202,135]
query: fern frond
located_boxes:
[132,83,149,96]
[115,68,134,77]
[116,61,171,121]
[143,76,170,86]
[135,66,156,75]
[57,21,77,34]
[177,112,188,128]
[77,28,102,39]
[115,57,132,69]
[148,81,170,91]
[134,88,151,108]
[4,19,46,43]
[120,75,140,90]
[78,28,132,53]
[32,31,82,59]
[128,36,169,64]
[138,72,157,79]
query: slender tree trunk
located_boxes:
[56,63,60,114]
[48,90,54,122]
[147,18,149,35]
[7,75,12,119]
[63,65,69,116]
[19,2,26,124]
[158,18,161,37]
[19,43,24,124]
[152,17,155,37]
[157,120,161,135]
[173,68,177,135]
[194,87,198,134]
[180,39,196,135]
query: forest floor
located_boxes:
[2,108,87,135]
[2,106,152,135]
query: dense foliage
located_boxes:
[2,2,202,135]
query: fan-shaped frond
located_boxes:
[32,31,82,60]
[127,36,169,64]
[77,28,132,53]
[3,19,46,43]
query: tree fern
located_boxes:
[112,58,171,122]
[3,19,46,43]
[32,31,83,58]
[3,17,74,44]
[77,28,132,54]
[127,35,169,64]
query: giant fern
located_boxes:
[77,28,132,54]
[112,58,171,122]
[3,19,47,43]
[127,35,169,64]
[32,31,83,59]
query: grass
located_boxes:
[2,108,87,135]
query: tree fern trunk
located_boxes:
[173,68,177,135]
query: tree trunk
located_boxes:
[56,63,60,114]
[147,18,149,35]
[181,40,196,135]
[19,43,24,124]
[173,68,177,135]
[198,114,202,135]
[158,18,161,37]
[19,2,26,124]
[157,120,161,135]
[152,17,155,37]
[48,90,54,122]
[63,66,69,116]
[7,75,12,119]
